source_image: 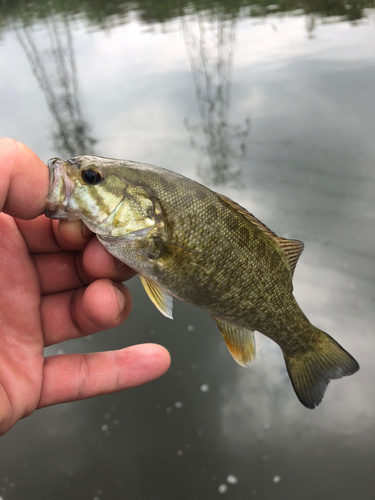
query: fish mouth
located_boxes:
[45,157,76,219]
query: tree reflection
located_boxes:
[2,0,374,28]
[14,14,96,156]
[182,11,250,185]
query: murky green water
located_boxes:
[1,1,375,499]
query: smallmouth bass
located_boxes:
[46,155,359,408]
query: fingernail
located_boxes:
[113,284,126,312]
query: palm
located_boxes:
[0,214,44,428]
[0,213,170,435]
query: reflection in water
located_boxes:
[14,15,96,156]
[1,2,375,500]
[2,0,374,31]
[182,11,250,185]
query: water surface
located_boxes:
[0,1,374,499]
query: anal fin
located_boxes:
[139,275,173,319]
[213,317,256,367]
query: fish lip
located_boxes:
[45,157,75,219]
[47,157,59,189]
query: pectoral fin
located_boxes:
[139,275,173,319]
[213,317,256,367]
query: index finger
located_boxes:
[0,138,49,219]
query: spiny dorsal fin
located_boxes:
[217,193,278,238]
[217,193,304,276]
[139,275,173,319]
[212,316,256,367]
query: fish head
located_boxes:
[46,155,156,238]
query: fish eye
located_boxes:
[81,167,103,185]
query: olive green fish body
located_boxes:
[101,169,309,350]
[46,156,359,408]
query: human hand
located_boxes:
[0,138,171,435]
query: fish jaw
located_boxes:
[45,158,79,221]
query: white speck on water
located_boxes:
[218,484,228,493]
[68,471,73,477]
[113,419,120,426]
[262,455,269,462]
[57,349,64,355]
[111,406,116,412]
[101,424,109,432]
[211,476,217,481]
[155,404,161,410]
[86,335,93,341]
[191,364,197,370]
[226,474,238,484]
[150,329,156,335]
[177,370,183,377]
[273,475,281,484]
[200,384,209,392]
[166,407,173,414]
[174,402,183,409]
[197,429,204,436]
[10,484,15,488]
[104,413,110,420]
[105,430,111,437]
[187,325,195,331]
[177,450,183,456]
[264,424,270,431]
[3,479,8,483]
[93,497,100,500]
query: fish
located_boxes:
[45,155,359,409]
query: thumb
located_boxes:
[0,138,49,219]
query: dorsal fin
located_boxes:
[217,193,278,238]
[275,238,304,276]
[217,193,304,276]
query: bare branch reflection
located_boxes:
[14,15,96,156]
[182,10,250,186]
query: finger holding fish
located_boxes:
[41,279,132,346]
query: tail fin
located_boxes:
[284,329,359,409]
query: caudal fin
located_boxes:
[284,330,359,409]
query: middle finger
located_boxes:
[33,249,135,295]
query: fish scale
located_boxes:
[46,155,359,409]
